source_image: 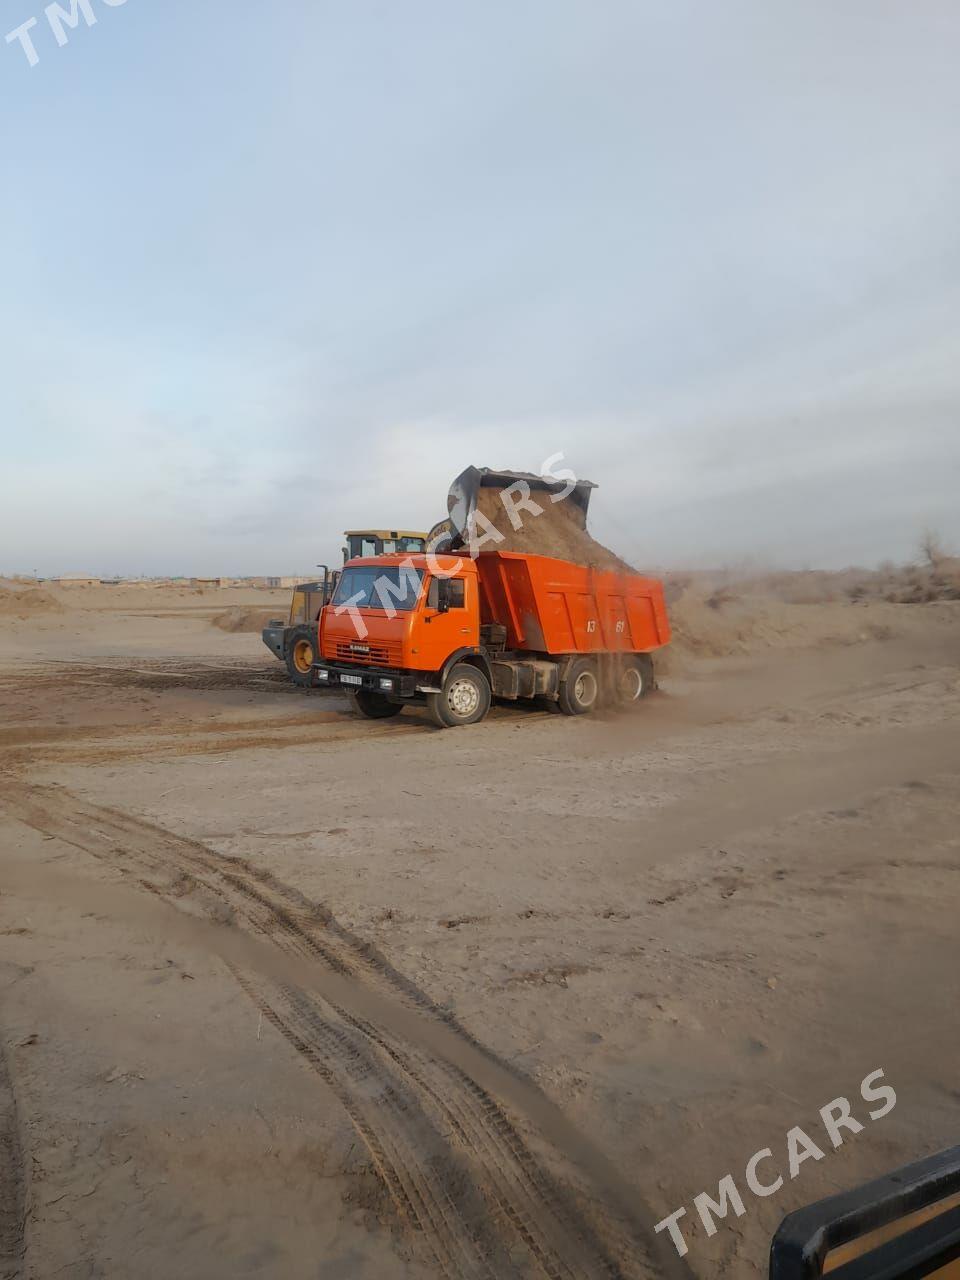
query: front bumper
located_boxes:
[313,661,423,698]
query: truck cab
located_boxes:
[316,555,484,722]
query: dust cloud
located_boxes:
[211,607,280,634]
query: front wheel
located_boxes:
[427,663,491,728]
[285,624,318,688]
[349,690,404,719]
[557,657,599,716]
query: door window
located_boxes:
[428,577,466,609]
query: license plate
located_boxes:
[340,673,363,686]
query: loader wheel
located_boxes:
[558,657,599,716]
[427,663,491,728]
[349,690,404,719]
[617,654,654,705]
[285,625,318,688]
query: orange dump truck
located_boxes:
[314,549,671,727]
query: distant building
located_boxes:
[264,575,313,589]
[52,574,101,587]
[190,576,225,589]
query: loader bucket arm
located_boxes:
[444,466,597,551]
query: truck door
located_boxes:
[420,575,478,669]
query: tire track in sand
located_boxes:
[0,1035,25,1280]
[1,783,677,1280]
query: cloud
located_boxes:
[1,1,959,573]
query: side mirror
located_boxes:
[436,579,451,614]
[770,1144,960,1278]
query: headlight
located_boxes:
[317,669,329,681]
[379,677,394,691]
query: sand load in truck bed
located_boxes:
[474,485,633,572]
[448,468,634,573]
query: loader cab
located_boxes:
[288,573,338,626]
[342,530,428,563]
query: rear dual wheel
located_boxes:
[617,654,654,705]
[556,655,654,715]
[557,657,599,715]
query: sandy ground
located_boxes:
[1,582,958,1279]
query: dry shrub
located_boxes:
[705,586,739,611]
[847,557,960,605]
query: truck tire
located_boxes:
[617,654,655,704]
[558,657,599,716]
[285,625,319,688]
[427,663,491,728]
[349,690,404,719]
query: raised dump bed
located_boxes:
[475,551,671,656]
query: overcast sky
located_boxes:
[1,1,958,575]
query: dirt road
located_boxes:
[0,586,957,1278]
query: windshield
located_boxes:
[333,565,424,611]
